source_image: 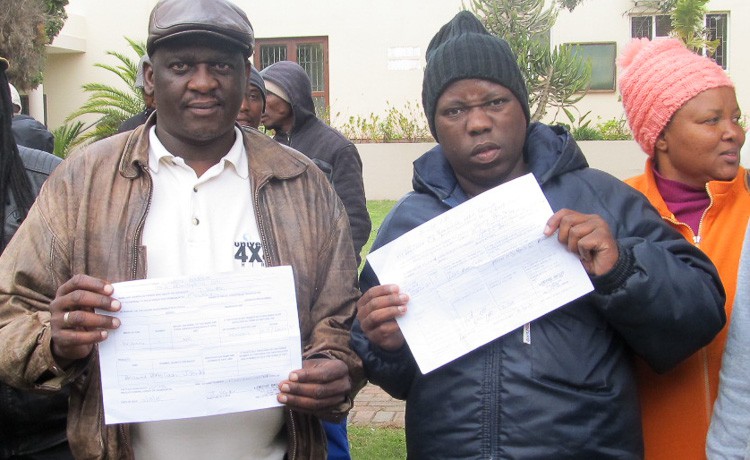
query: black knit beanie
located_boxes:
[248,65,267,111]
[422,11,530,141]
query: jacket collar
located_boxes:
[243,126,309,186]
[412,123,587,206]
[640,158,748,216]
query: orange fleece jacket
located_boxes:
[626,161,750,459]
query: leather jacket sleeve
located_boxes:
[0,181,78,391]
[300,206,366,420]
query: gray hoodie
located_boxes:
[707,222,750,459]
[260,61,371,262]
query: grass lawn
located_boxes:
[349,425,406,459]
[350,200,406,459]
[359,200,397,272]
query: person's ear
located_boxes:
[654,132,668,154]
[143,61,155,97]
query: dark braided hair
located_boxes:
[0,59,34,253]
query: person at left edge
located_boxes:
[0,58,70,460]
[0,0,364,459]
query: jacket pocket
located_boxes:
[530,308,614,393]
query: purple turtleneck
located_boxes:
[653,168,710,235]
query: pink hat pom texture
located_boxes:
[618,38,734,157]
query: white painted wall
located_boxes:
[42,0,750,140]
[552,0,750,127]
[44,0,465,131]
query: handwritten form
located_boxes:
[97,267,301,425]
[367,174,593,374]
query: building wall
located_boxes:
[43,0,749,139]
[44,0,465,131]
[552,0,750,127]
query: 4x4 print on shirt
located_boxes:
[234,234,264,268]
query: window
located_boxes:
[631,15,671,39]
[568,42,617,92]
[630,13,729,69]
[253,37,329,117]
[705,14,727,69]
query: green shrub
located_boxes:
[572,125,603,140]
[337,102,433,143]
[562,109,603,141]
[596,117,633,140]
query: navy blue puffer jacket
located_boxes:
[352,123,725,459]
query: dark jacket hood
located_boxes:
[412,123,588,204]
[260,61,316,133]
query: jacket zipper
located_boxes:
[118,163,153,458]
[694,183,714,246]
[698,183,716,425]
[660,183,714,247]
[252,171,301,458]
[253,175,275,268]
[662,183,716,425]
[131,164,153,280]
[287,408,298,460]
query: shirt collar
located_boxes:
[147,126,248,179]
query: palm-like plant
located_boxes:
[670,0,717,53]
[51,120,83,158]
[64,37,147,148]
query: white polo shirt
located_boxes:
[132,127,285,460]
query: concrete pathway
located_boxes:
[348,383,405,428]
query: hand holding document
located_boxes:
[97,267,301,425]
[366,174,593,374]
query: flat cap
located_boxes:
[147,0,254,57]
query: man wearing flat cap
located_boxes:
[352,10,726,458]
[0,0,363,458]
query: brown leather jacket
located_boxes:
[0,118,364,459]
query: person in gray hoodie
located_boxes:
[260,61,370,264]
[707,221,750,459]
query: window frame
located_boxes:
[253,36,330,113]
[566,41,618,93]
[705,13,728,69]
[629,12,729,70]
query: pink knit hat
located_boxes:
[618,38,734,157]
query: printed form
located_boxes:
[97,267,301,425]
[367,173,593,374]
